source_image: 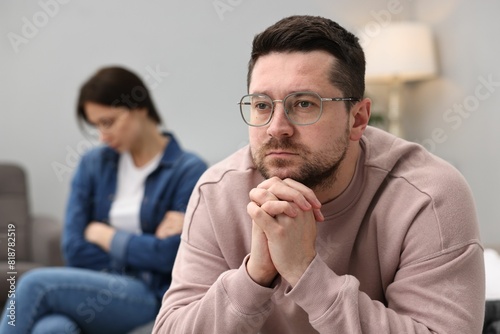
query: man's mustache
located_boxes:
[261,138,304,152]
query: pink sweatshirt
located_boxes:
[153,126,485,333]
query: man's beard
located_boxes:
[252,125,350,191]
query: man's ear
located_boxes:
[349,98,371,141]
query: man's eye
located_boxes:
[255,103,271,110]
[298,101,312,108]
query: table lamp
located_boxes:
[363,21,437,137]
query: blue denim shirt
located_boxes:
[62,133,207,299]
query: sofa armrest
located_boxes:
[30,214,64,266]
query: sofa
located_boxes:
[0,163,64,308]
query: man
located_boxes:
[153,15,485,333]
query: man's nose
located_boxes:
[266,102,294,138]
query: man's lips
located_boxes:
[265,151,298,157]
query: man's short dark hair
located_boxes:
[247,15,365,108]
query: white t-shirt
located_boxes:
[109,151,162,234]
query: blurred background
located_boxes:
[1,0,499,245]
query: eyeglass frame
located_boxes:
[86,108,130,134]
[238,91,361,127]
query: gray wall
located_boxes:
[1,0,498,245]
[406,0,500,246]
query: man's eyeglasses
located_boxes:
[238,91,360,127]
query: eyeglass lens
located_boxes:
[240,92,322,126]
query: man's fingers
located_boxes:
[257,179,310,210]
[251,177,324,222]
[255,177,323,213]
[249,187,278,206]
[282,178,321,208]
[247,201,298,227]
[313,208,324,222]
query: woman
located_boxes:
[0,66,207,333]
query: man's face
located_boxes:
[248,50,353,190]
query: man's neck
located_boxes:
[315,142,360,204]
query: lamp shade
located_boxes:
[364,22,437,83]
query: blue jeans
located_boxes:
[0,267,159,334]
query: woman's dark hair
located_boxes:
[77,66,162,125]
[247,15,366,109]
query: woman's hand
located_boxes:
[84,221,116,252]
[155,211,185,239]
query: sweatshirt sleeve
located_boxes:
[154,245,277,333]
[153,186,277,333]
[287,242,485,333]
